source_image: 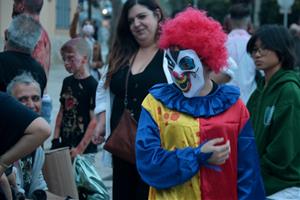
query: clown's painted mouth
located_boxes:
[175,73,191,92]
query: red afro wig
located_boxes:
[159,7,228,72]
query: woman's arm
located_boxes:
[69,8,80,38]
[93,71,109,143]
[92,112,106,144]
[94,70,108,115]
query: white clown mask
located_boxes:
[166,49,205,98]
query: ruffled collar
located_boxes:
[149,83,240,117]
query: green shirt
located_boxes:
[247,69,300,195]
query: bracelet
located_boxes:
[0,157,9,170]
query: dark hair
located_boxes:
[24,0,44,14]
[247,24,296,70]
[229,3,250,20]
[105,0,164,88]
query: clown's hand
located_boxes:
[200,138,230,165]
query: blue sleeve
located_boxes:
[135,108,211,189]
[237,120,266,200]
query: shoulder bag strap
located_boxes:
[124,53,137,109]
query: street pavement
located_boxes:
[46,63,113,199]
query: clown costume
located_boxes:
[135,8,265,200]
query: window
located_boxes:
[56,0,70,29]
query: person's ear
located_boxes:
[154,9,162,22]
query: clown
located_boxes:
[135,8,265,200]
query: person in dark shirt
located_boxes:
[52,38,98,158]
[0,14,47,96]
[9,0,53,124]
[0,92,50,200]
[5,73,64,200]
[0,91,50,176]
[93,1,172,199]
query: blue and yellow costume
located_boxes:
[136,83,265,200]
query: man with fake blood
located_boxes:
[135,8,265,200]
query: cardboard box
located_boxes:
[43,147,79,199]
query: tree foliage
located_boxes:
[160,0,300,26]
[260,0,300,25]
[197,0,231,22]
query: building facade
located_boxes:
[0,0,77,63]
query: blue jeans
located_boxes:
[41,94,52,124]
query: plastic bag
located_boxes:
[73,155,109,200]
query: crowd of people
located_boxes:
[1,0,300,200]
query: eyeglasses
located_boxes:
[251,47,270,57]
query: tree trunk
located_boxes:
[253,0,261,28]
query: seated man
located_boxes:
[6,72,64,200]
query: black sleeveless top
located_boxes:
[110,50,167,131]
